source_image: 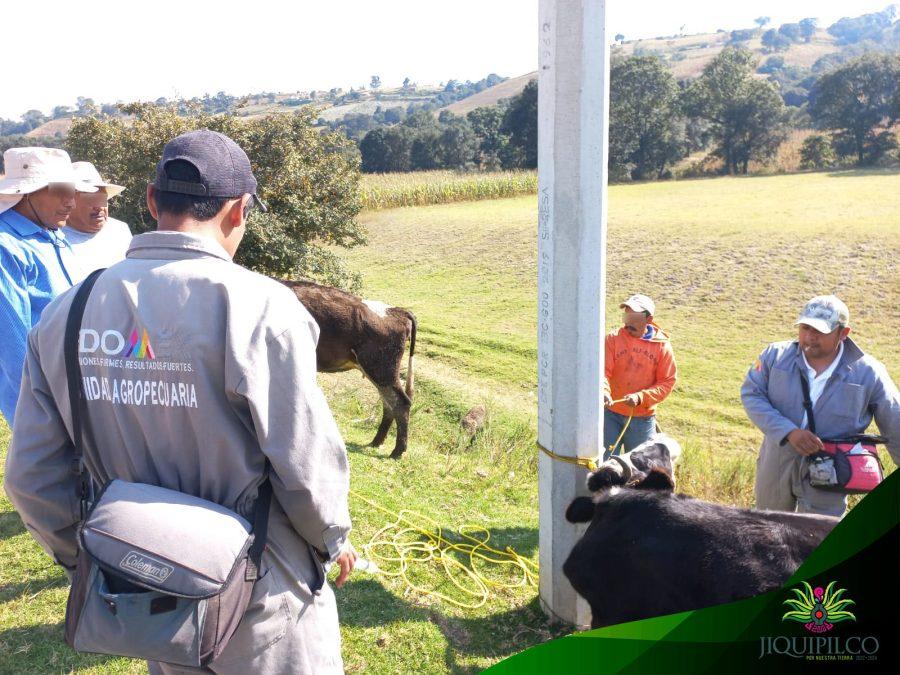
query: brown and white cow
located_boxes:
[282,280,416,458]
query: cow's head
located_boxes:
[565,467,676,522]
[587,433,681,493]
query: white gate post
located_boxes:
[537,0,610,627]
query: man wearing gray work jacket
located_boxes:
[5,130,355,673]
[741,295,900,517]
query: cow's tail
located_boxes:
[403,310,416,399]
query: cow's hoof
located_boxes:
[389,449,405,460]
[370,438,385,448]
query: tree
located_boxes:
[827,8,895,45]
[761,28,791,52]
[799,18,817,42]
[67,104,364,290]
[402,77,411,90]
[501,80,537,168]
[467,105,508,169]
[778,23,802,42]
[21,109,47,131]
[370,75,381,90]
[76,97,98,117]
[799,134,836,169]
[359,126,412,172]
[609,56,685,180]
[410,129,441,170]
[755,16,771,29]
[436,118,477,169]
[615,33,625,42]
[52,105,74,119]
[682,48,788,174]
[809,53,900,164]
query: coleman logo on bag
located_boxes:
[119,551,174,583]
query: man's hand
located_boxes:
[623,393,642,407]
[787,429,824,456]
[334,541,358,588]
[603,393,613,407]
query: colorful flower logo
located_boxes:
[782,581,856,633]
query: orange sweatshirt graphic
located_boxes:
[604,323,677,418]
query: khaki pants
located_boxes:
[754,439,847,517]
[149,509,344,675]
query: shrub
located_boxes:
[67,104,364,290]
[799,134,836,169]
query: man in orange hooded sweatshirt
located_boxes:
[603,294,677,458]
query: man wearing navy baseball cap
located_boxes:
[6,130,354,673]
[741,295,900,517]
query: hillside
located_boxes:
[436,28,847,113]
[441,72,538,115]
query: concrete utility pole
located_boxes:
[536,0,610,627]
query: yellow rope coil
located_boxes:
[351,489,538,610]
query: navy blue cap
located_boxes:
[154,129,266,211]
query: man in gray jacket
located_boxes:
[741,295,900,517]
[5,130,355,673]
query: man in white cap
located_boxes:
[742,295,900,517]
[63,161,132,282]
[0,147,96,424]
[603,293,677,457]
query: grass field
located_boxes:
[1,169,899,673]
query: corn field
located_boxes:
[360,169,537,210]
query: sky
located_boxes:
[2,0,894,119]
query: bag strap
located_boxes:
[245,472,272,581]
[64,269,106,519]
[798,369,816,435]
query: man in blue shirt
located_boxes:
[0,147,97,423]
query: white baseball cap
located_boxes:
[795,295,850,334]
[620,294,655,316]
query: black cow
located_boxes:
[563,436,837,629]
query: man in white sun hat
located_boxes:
[63,161,132,282]
[0,147,97,424]
[742,295,900,517]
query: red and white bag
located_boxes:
[799,370,884,494]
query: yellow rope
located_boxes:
[536,397,636,470]
[350,490,538,610]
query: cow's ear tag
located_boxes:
[634,467,675,492]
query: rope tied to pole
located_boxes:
[536,397,635,471]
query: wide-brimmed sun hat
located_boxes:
[0,147,96,214]
[72,161,125,198]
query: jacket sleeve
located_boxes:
[603,334,614,399]
[4,328,81,572]
[638,342,677,406]
[236,314,351,562]
[740,345,797,443]
[867,362,900,466]
[0,248,32,423]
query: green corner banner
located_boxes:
[486,473,899,674]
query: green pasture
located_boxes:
[1,169,898,673]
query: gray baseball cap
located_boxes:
[795,295,850,334]
[154,129,267,211]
